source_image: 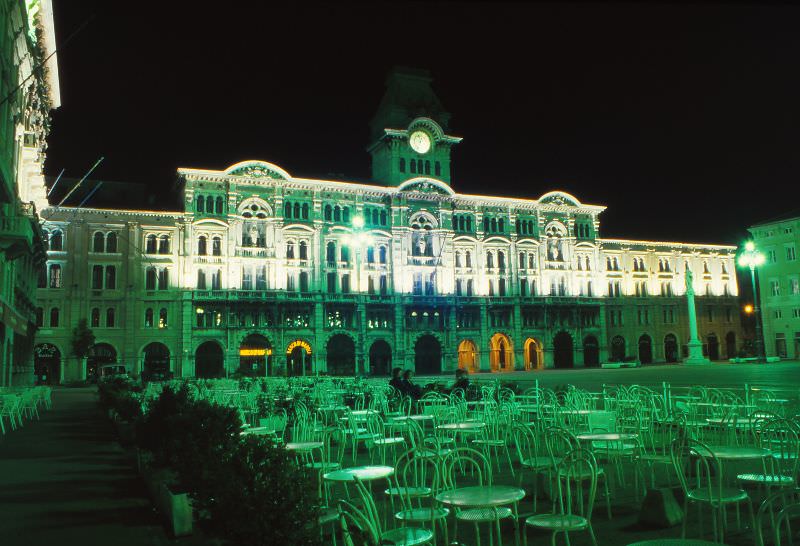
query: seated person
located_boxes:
[449,368,470,393]
[388,367,404,394]
[401,369,422,400]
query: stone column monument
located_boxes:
[683,267,711,365]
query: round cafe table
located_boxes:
[436,485,525,507]
[285,441,323,451]
[576,432,638,442]
[437,422,486,432]
[323,465,395,483]
[692,445,770,460]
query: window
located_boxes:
[158,235,170,254]
[145,234,157,254]
[159,308,168,328]
[399,158,406,173]
[146,267,157,290]
[215,196,224,214]
[286,241,295,259]
[106,232,117,253]
[299,271,309,292]
[211,269,222,290]
[486,251,494,269]
[212,236,221,256]
[157,268,169,290]
[498,251,506,271]
[241,267,252,290]
[92,265,103,289]
[198,236,207,255]
[91,308,100,328]
[341,245,350,264]
[366,246,374,264]
[35,307,44,327]
[50,230,63,251]
[49,264,62,288]
[379,275,388,295]
[145,308,154,327]
[775,333,787,358]
[197,196,204,212]
[787,245,797,262]
[771,280,781,297]
[768,249,778,263]
[327,272,336,293]
[206,196,214,213]
[105,266,116,289]
[326,242,336,264]
[790,278,800,295]
[775,310,783,319]
[324,205,332,221]
[197,269,206,289]
[793,308,800,319]
[299,241,308,260]
[341,274,351,294]
[286,273,295,291]
[256,266,267,290]
[93,232,104,253]
[50,307,59,327]
[106,308,115,328]
[435,162,441,176]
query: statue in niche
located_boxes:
[418,236,427,256]
[685,267,694,296]
[548,239,561,261]
[249,226,258,246]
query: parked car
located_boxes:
[98,364,130,381]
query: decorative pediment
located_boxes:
[397,177,455,196]
[224,160,291,180]
[539,191,580,207]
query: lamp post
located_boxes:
[738,241,766,363]
[342,215,372,375]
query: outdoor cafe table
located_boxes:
[323,465,395,483]
[435,485,525,508]
[285,441,323,452]
[438,422,486,432]
[691,445,771,460]
[575,432,638,442]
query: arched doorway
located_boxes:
[583,336,599,367]
[725,332,736,359]
[87,343,116,381]
[664,334,678,363]
[707,334,720,361]
[638,334,653,364]
[610,335,626,362]
[34,343,60,384]
[457,339,479,373]
[369,340,392,376]
[195,341,224,378]
[286,340,312,376]
[415,335,442,375]
[327,334,355,375]
[489,333,514,372]
[143,342,170,379]
[239,334,272,376]
[524,338,543,371]
[553,332,574,369]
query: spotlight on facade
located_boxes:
[743,304,753,314]
[352,215,365,228]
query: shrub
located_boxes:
[98,376,143,422]
[203,435,322,546]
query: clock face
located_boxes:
[409,131,431,154]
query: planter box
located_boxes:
[141,464,193,537]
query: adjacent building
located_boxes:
[35,68,743,381]
[749,213,800,359]
[0,0,60,386]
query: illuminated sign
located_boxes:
[286,340,312,355]
[239,348,273,357]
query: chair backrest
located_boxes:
[544,427,580,469]
[351,477,384,536]
[442,447,492,490]
[755,488,800,546]
[512,422,546,466]
[394,448,442,510]
[338,499,379,546]
[759,418,800,480]
[554,449,598,521]
[670,437,722,501]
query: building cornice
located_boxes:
[600,238,737,252]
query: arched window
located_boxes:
[486,251,494,269]
[197,196,204,212]
[466,217,472,231]
[286,240,295,259]
[197,269,206,289]
[158,268,169,290]
[366,246,375,263]
[106,308,115,327]
[211,269,222,290]
[93,232,104,253]
[49,264,62,288]
[424,160,431,175]
[50,307,59,327]
[703,261,710,274]
[106,232,117,253]
[205,196,214,213]
[299,271,309,292]
[483,218,489,232]
[105,266,116,289]
[159,308,168,328]
[293,202,300,219]
[488,279,495,296]
[302,203,309,219]
[410,159,417,174]
[372,210,379,226]
[455,251,462,268]
[334,206,341,222]
[519,252,525,269]
[585,256,591,271]
[520,278,528,296]
[50,229,63,251]
[529,253,535,269]
[212,236,221,256]
[324,205,332,221]
[197,235,207,255]
[343,208,350,223]
[91,307,100,328]
[92,265,103,289]
[326,242,336,263]
[380,210,387,225]
[41,230,49,251]
[158,235,170,254]
[467,279,474,296]
[498,251,506,270]
[379,246,387,264]
[490,218,497,232]
[399,158,406,173]
[498,218,505,232]
[144,308,153,327]
[341,245,350,263]
[499,278,506,296]
[434,162,441,177]
[215,196,223,214]
[284,202,292,218]
[299,241,308,260]
[145,234,157,254]
[145,267,157,290]
[465,251,472,268]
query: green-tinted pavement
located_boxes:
[0,387,194,546]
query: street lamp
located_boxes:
[738,241,766,363]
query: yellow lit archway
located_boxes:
[523,338,544,370]
[457,339,479,373]
[489,333,514,372]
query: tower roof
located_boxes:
[369,66,451,142]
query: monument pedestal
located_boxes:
[683,339,711,366]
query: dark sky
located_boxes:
[46,1,800,246]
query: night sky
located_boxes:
[46,1,800,246]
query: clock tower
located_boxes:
[368,67,462,186]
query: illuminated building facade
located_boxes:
[35,68,743,380]
[0,0,60,386]
[749,214,800,359]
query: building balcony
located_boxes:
[235,247,272,258]
[195,256,224,264]
[0,203,38,260]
